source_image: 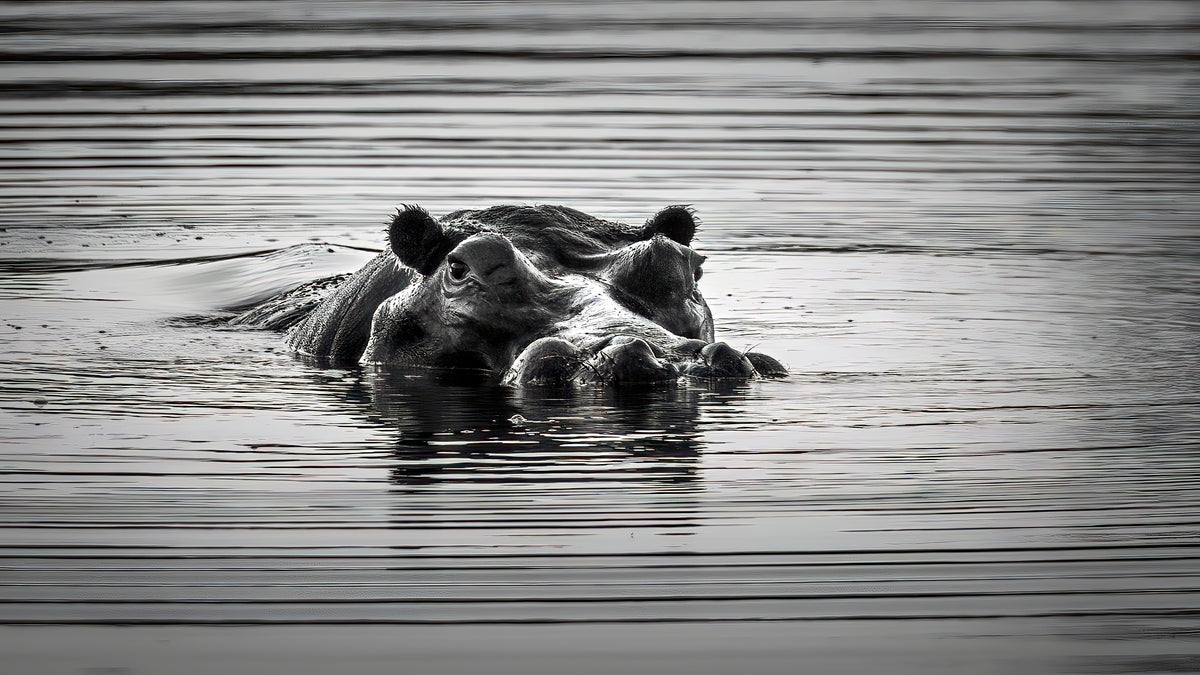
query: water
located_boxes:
[1,2,1199,673]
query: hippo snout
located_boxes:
[504,334,785,386]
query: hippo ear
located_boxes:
[642,205,697,246]
[388,205,460,275]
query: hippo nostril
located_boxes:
[600,335,668,357]
[745,351,788,378]
[613,337,654,358]
[587,336,678,384]
[504,337,583,386]
[675,338,708,357]
[698,341,756,378]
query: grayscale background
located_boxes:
[1,2,1198,673]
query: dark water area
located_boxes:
[1,2,1199,674]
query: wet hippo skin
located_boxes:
[281,204,787,384]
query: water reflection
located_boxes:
[324,366,711,488]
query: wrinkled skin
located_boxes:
[283,204,786,385]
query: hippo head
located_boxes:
[357,204,785,385]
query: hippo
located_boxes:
[252,204,786,385]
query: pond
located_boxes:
[1,2,1198,673]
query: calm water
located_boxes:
[1,2,1199,673]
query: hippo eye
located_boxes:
[447,260,469,282]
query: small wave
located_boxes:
[4,46,1200,64]
[0,243,380,275]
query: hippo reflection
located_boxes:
[360,367,707,487]
[250,204,786,384]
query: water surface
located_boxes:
[1,2,1198,673]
